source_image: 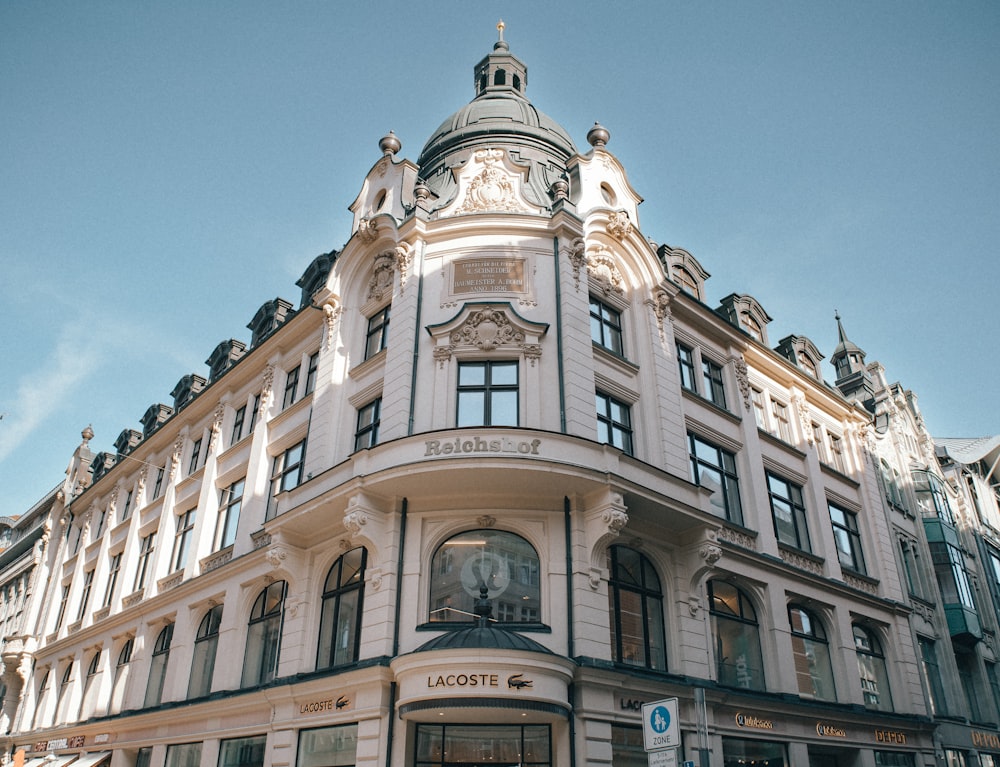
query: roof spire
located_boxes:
[497,19,505,42]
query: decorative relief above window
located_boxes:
[587,246,625,297]
[427,302,548,368]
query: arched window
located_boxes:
[188,605,224,698]
[80,651,102,719]
[32,670,50,729]
[56,662,74,723]
[144,623,173,707]
[318,548,367,670]
[788,605,835,700]
[607,546,666,670]
[674,266,701,300]
[243,580,286,687]
[709,581,765,691]
[854,624,893,711]
[494,69,506,86]
[110,638,133,714]
[429,530,540,624]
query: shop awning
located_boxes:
[68,753,111,767]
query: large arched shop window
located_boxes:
[243,580,287,687]
[429,530,540,624]
[188,604,224,698]
[788,604,835,700]
[317,547,367,670]
[110,638,133,714]
[144,623,173,707]
[708,580,765,691]
[607,545,667,670]
[854,624,893,711]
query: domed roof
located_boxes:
[414,624,554,654]
[418,91,576,172]
[416,31,577,205]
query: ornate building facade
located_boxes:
[6,29,1000,767]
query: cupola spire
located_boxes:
[474,21,526,97]
[831,311,874,405]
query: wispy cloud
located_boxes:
[0,325,103,464]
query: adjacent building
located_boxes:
[5,29,999,767]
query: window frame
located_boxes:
[788,604,835,700]
[677,343,697,392]
[364,305,390,360]
[701,357,727,409]
[231,405,247,445]
[607,545,667,671]
[590,296,624,356]
[282,364,301,410]
[354,397,382,452]
[267,440,307,520]
[708,580,765,691]
[456,360,519,427]
[304,351,319,396]
[188,604,223,699]
[767,472,811,552]
[317,548,367,671]
[216,478,245,551]
[242,580,287,688]
[829,502,866,574]
[144,623,173,707]
[134,532,156,592]
[854,624,893,711]
[188,438,203,475]
[688,432,743,525]
[596,391,634,456]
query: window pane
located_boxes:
[491,361,517,385]
[491,390,518,426]
[457,391,485,427]
[458,363,485,386]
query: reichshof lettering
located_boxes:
[424,437,541,456]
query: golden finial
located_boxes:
[497,19,505,42]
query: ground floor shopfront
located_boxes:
[12,661,945,767]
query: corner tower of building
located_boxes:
[416,24,577,211]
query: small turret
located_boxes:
[831,312,874,406]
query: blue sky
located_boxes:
[2,1,998,517]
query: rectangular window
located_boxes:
[590,297,623,355]
[767,472,810,551]
[874,751,915,767]
[54,584,70,629]
[216,479,245,550]
[931,541,977,609]
[986,662,1000,724]
[134,533,156,592]
[611,725,645,767]
[751,388,767,430]
[354,398,382,451]
[248,394,261,434]
[268,440,306,520]
[231,405,247,445]
[955,650,984,722]
[900,538,926,599]
[94,509,107,539]
[677,343,697,392]
[457,361,518,427]
[688,433,743,525]
[304,351,319,395]
[188,439,203,475]
[152,467,164,500]
[829,503,866,574]
[103,553,122,607]
[702,358,727,408]
[282,364,301,409]
[596,391,633,456]
[365,306,390,360]
[172,509,196,572]
[77,569,95,621]
[121,490,133,521]
[813,424,829,463]
[770,399,792,442]
[828,433,846,472]
[918,636,948,716]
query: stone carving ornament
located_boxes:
[456,149,526,214]
[323,298,342,351]
[568,238,587,290]
[606,209,632,241]
[733,357,750,411]
[368,250,397,302]
[587,247,625,296]
[451,308,525,351]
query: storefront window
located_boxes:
[298,723,357,767]
[219,735,267,767]
[415,724,550,767]
[428,530,541,624]
[788,605,835,700]
[242,580,286,687]
[607,545,667,670]
[944,751,968,767]
[874,752,915,767]
[165,743,202,767]
[854,624,893,711]
[709,580,765,691]
[317,548,367,670]
[722,737,785,767]
[611,725,645,767]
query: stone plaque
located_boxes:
[452,258,526,294]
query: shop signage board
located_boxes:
[642,697,680,751]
